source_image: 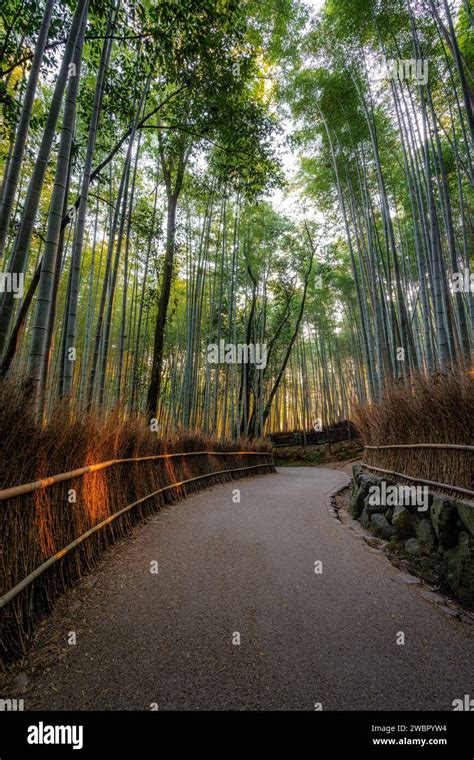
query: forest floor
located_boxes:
[2,467,473,710]
[319,457,362,479]
[273,439,363,471]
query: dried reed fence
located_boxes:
[353,373,474,498]
[0,380,274,665]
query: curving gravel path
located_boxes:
[17,467,474,711]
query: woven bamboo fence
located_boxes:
[0,447,274,665]
[362,443,474,500]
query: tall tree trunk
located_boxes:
[0,0,56,256]
[27,10,87,416]
[146,137,188,419]
[0,0,89,355]
[60,1,116,398]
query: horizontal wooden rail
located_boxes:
[0,450,272,503]
[364,443,474,451]
[361,463,474,499]
[0,461,273,609]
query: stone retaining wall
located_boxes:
[351,465,474,605]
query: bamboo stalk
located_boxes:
[0,450,273,502]
[365,443,474,451]
[361,463,474,499]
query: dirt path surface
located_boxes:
[13,467,474,711]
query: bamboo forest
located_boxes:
[1,0,474,729]
[0,0,471,439]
